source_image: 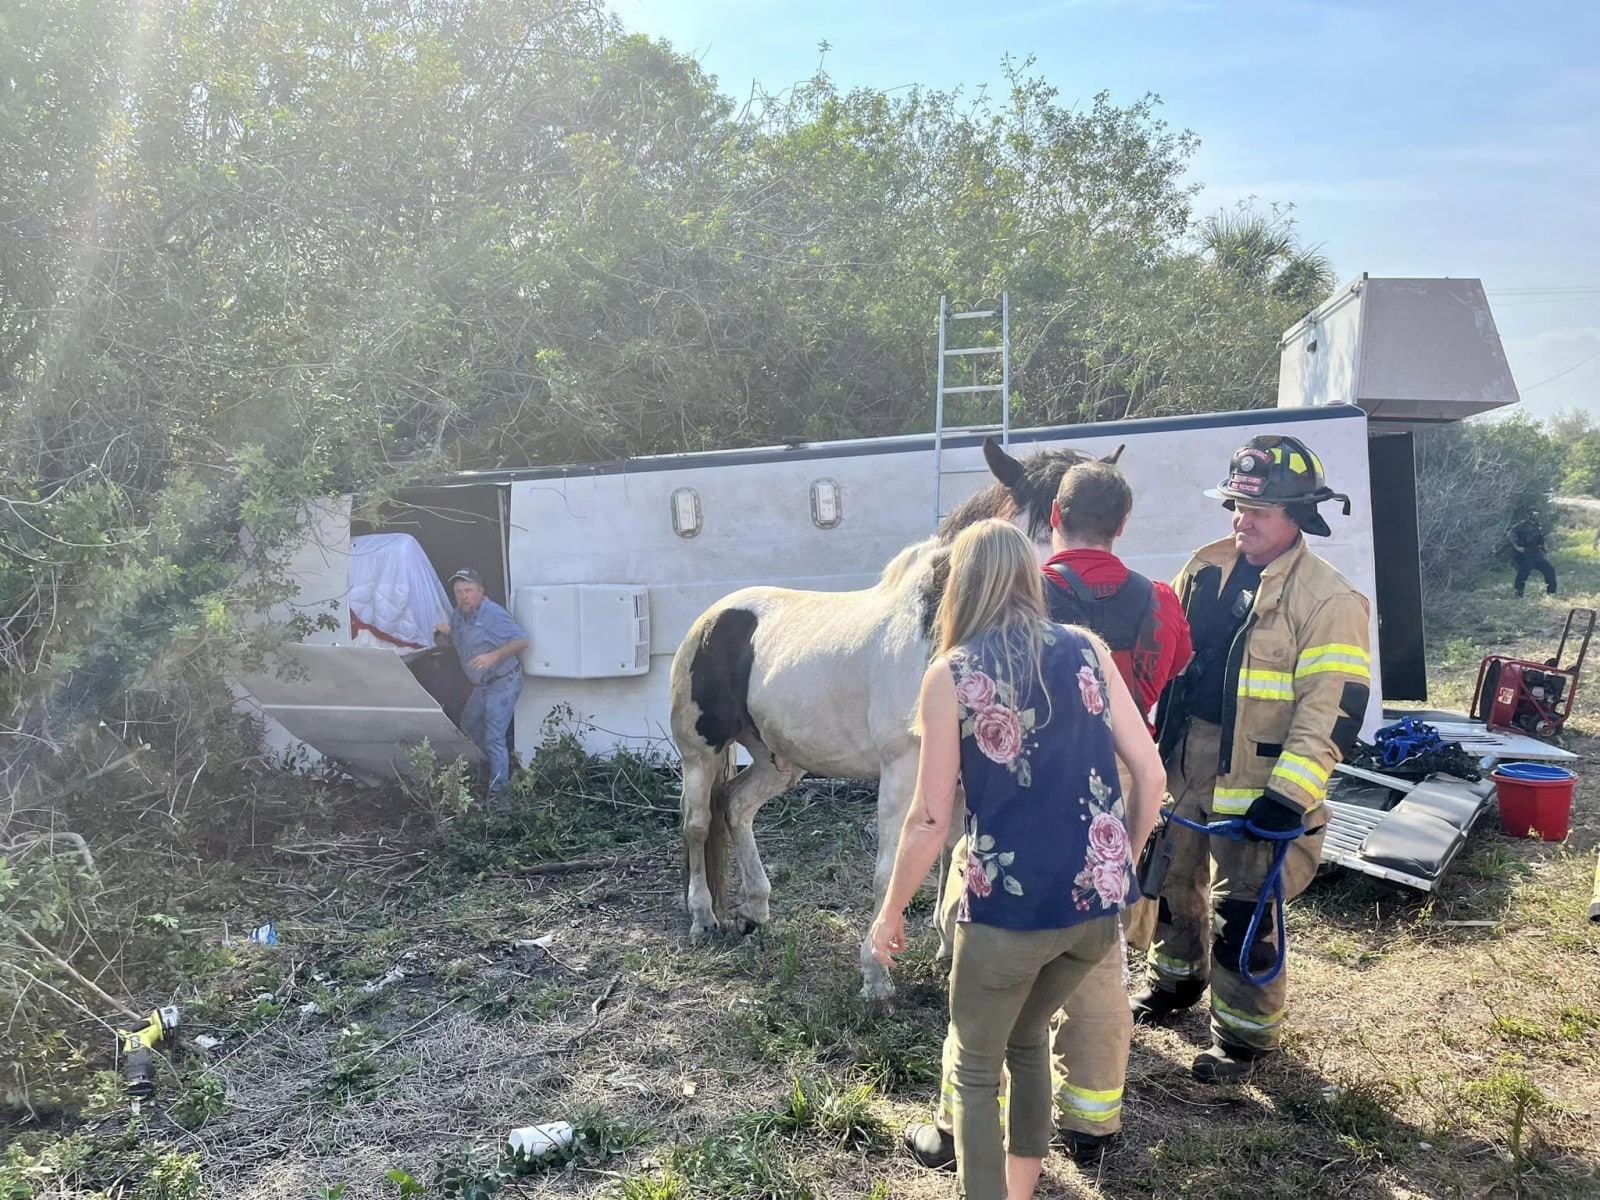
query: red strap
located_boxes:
[350,609,427,651]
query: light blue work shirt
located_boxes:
[448,597,527,685]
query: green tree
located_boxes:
[0,0,1333,797]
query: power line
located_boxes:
[1521,347,1600,393]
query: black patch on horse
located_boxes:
[690,607,759,751]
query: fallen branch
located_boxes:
[0,960,124,1037]
[6,921,142,1024]
[512,855,653,878]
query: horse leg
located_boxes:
[726,739,805,934]
[859,750,919,1001]
[681,747,723,941]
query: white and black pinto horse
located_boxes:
[670,437,1124,998]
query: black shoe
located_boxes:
[1053,1128,1121,1167]
[1191,1041,1274,1084]
[1130,978,1205,1025]
[903,1123,956,1171]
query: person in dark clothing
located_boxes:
[1510,511,1557,597]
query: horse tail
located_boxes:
[703,747,735,917]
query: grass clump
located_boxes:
[662,1131,820,1200]
[741,1075,888,1150]
[1282,1076,1403,1161]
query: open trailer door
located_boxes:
[238,643,481,783]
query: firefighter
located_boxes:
[1509,510,1557,597]
[1133,435,1372,1083]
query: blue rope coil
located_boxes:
[1164,812,1301,987]
[1375,716,1443,769]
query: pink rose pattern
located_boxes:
[1078,648,1114,728]
[956,818,1022,922]
[1072,768,1134,912]
[1077,665,1106,716]
[950,657,1038,785]
[972,705,1023,764]
[953,670,997,711]
[949,635,1131,918]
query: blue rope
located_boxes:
[1164,812,1302,987]
[1375,716,1442,769]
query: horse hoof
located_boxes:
[688,919,721,943]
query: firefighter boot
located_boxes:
[1191,1041,1275,1084]
[1129,977,1206,1026]
[1053,1128,1122,1167]
[903,1124,956,1171]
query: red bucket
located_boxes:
[1492,763,1577,842]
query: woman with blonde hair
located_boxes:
[869,518,1164,1200]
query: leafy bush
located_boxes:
[1414,414,1565,601]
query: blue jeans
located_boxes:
[463,672,521,795]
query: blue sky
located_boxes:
[612,0,1599,421]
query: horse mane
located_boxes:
[877,537,943,590]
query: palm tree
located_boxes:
[1198,209,1335,312]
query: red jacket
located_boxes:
[1043,548,1193,723]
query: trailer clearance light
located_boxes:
[670,487,702,538]
[811,478,843,529]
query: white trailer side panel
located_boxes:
[506,406,1379,757]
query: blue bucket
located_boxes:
[1494,762,1575,783]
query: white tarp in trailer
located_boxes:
[347,533,452,650]
[504,405,1379,757]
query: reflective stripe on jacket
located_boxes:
[1160,536,1372,818]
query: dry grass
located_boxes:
[10,532,1600,1199]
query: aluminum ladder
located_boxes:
[932,292,1011,528]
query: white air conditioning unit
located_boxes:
[512,585,651,678]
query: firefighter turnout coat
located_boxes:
[1156,536,1372,820]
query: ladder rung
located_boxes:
[943,345,1002,357]
[942,384,1004,395]
[951,309,997,319]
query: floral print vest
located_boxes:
[949,620,1133,931]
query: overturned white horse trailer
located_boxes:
[239,276,1544,889]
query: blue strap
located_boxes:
[1165,812,1300,987]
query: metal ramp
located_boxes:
[933,293,1011,527]
[1318,713,1574,892]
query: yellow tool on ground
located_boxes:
[118,1006,180,1114]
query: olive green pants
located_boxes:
[936,819,1136,1140]
[942,915,1120,1200]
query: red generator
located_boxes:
[1472,607,1596,738]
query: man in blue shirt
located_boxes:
[434,567,529,800]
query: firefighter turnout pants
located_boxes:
[935,835,1132,1137]
[1145,719,1326,1053]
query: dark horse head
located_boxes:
[937,436,1127,545]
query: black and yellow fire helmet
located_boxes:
[1203,435,1351,537]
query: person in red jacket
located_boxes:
[909,461,1190,1173]
[1042,462,1193,728]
